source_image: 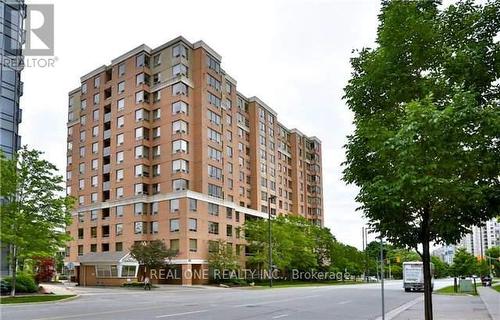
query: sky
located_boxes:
[21,0,384,249]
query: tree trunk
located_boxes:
[10,246,17,297]
[422,208,433,320]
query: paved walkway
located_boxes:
[478,287,500,320]
[393,294,491,320]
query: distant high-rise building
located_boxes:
[0,0,26,277]
[65,36,324,285]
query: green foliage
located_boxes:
[450,248,477,277]
[0,147,74,296]
[343,1,500,318]
[1,272,38,293]
[245,216,335,274]
[129,240,176,275]
[430,256,449,278]
[485,246,500,277]
[208,239,240,282]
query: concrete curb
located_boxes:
[0,294,80,306]
[374,296,423,320]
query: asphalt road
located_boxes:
[1,279,453,320]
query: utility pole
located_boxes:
[268,195,276,288]
[380,236,385,320]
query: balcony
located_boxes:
[103,164,110,174]
[104,112,111,123]
[103,129,111,140]
[103,181,110,191]
[103,146,110,156]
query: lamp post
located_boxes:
[380,236,385,320]
[268,195,276,288]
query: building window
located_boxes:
[115,223,123,236]
[117,81,125,94]
[135,108,150,122]
[136,73,149,86]
[207,74,221,91]
[90,244,97,252]
[116,169,124,181]
[227,225,233,237]
[151,202,158,215]
[116,242,123,252]
[154,91,161,102]
[187,218,197,232]
[134,203,147,215]
[207,128,221,143]
[172,140,188,154]
[153,127,160,139]
[207,110,221,125]
[208,221,219,235]
[208,203,219,216]
[170,199,179,212]
[189,198,197,211]
[172,120,188,134]
[207,92,221,107]
[96,265,117,277]
[172,101,188,114]
[78,245,83,256]
[90,226,97,237]
[153,53,161,66]
[151,221,159,234]
[135,146,149,159]
[208,165,222,180]
[134,183,148,195]
[118,63,125,76]
[170,239,180,253]
[116,151,124,163]
[208,147,222,161]
[172,63,188,77]
[172,159,188,173]
[117,99,125,111]
[207,55,220,72]
[135,91,149,104]
[134,221,146,234]
[172,82,187,96]
[136,53,149,68]
[153,164,160,177]
[208,184,223,199]
[170,219,180,232]
[81,83,87,94]
[93,93,100,105]
[153,146,161,158]
[135,127,149,140]
[173,44,187,59]
[189,239,197,252]
[116,187,124,198]
[117,133,124,146]
[172,179,188,191]
[116,206,124,217]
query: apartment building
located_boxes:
[1,0,26,276]
[65,36,323,285]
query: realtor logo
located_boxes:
[25,4,54,56]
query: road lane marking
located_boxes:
[338,300,352,304]
[156,309,209,318]
[272,314,289,319]
[233,294,321,308]
[374,296,423,320]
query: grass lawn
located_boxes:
[436,285,478,296]
[0,295,76,304]
[492,284,500,293]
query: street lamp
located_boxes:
[268,195,276,288]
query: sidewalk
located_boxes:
[392,294,491,320]
[478,287,500,320]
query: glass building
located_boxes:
[0,0,25,158]
[0,0,26,276]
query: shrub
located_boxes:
[1,272,38,293]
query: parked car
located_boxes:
[480,275,492,287]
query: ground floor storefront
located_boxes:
[68,252,209,286]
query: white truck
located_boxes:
[403,261,434,292]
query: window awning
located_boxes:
[78,252,137,264]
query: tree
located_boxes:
[34,257,56,283]
[207,240,240,283]
[485,246,500,277]
[0,147,74,296]
[430,256,449,278]
[343,1,500,319]
[450,248,477,277]
[129,240,176,279]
